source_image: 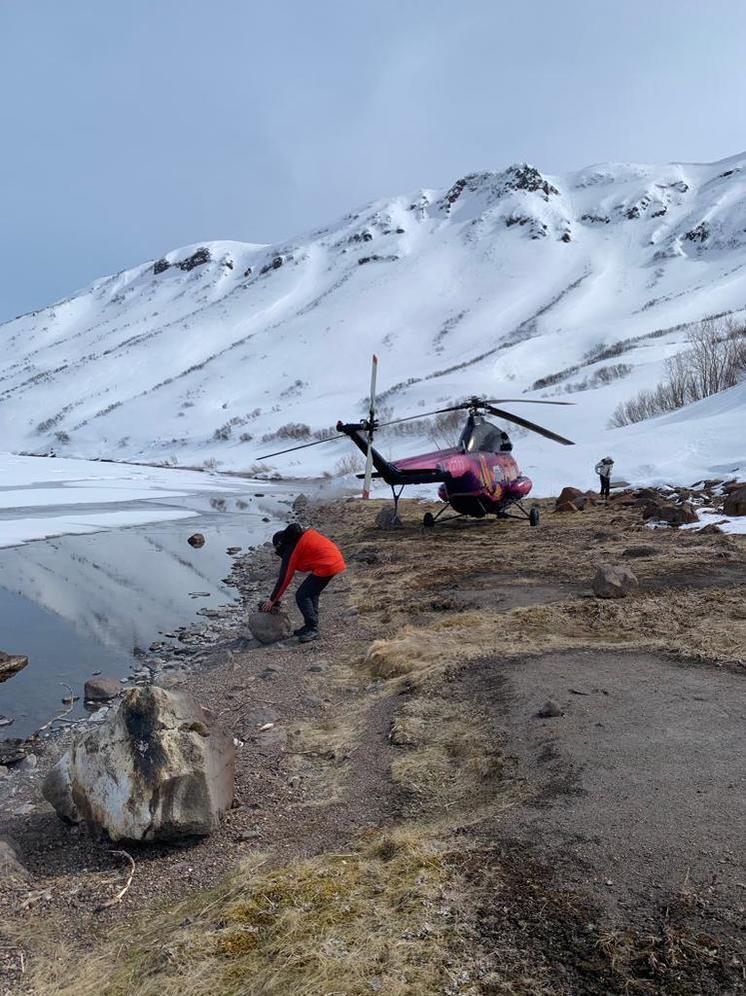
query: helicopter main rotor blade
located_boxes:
[482,398,575,406]
[484,404,575,445]
[258,435,346,460]
[376,404,467,428]
[376,397,574,429]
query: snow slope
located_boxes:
[2,155,746,493]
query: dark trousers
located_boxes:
[599,475,610,498]
[296,574,333,629]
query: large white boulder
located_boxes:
[42,686,235,841]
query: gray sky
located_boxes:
[2,0,745,321]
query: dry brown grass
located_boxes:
[21,832,474,996]
[390,696,512,823]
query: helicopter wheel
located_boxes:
[529,506,540,527]
[423,512,435,529]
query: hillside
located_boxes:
[2,154,746,491]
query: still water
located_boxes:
[0,486,297,739]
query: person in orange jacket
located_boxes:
[259,523,346,642]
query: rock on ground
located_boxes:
[42,686,235,842]
[555,486,590,511]
[244,609,292,644]
[723,486,746,516]
[376,506,402,529]
[0,835,27,881]
[0,651,28,684]
[84,676,122,701]
[188,532,206,548]
[592,565,639,599]
[537,700,563,718]
[642,501,699,526]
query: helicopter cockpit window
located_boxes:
[460,419,510,454]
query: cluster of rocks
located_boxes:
[555,479,746,528]
[554,486,599,512]
[151,247,212,276]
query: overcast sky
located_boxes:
[1,0,745,321]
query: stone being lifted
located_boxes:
[42,686,235,842]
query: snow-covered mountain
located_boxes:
[2,154,746,490]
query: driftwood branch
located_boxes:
[33,683,76,736]
[95,850,136,912]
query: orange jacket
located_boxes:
[270,529,346,605]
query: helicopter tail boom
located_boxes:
[336,422,449,486]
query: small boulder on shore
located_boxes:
[84,676,122,702]
[0,651,28,684]
[42,686,235,842]
[592,564,639,599]
[244,609,292,644]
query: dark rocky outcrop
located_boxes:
[684,222,709,243]
[153,258,170,275]
[177,248,211,271]
[260,256,285,275]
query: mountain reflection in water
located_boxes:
[0,489,295,738]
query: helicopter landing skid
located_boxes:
[495,500,541,526]
[422,499,540,529]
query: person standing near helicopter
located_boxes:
[259,523,346,642]
[594,456,614,499]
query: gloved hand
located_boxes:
[259,599,274,613]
